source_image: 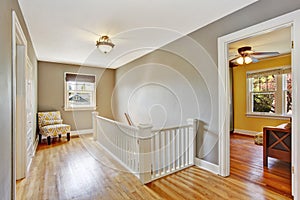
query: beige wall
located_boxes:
[0,0,37,198]
[38,61,115,130]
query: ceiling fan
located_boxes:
[229,46,280,67]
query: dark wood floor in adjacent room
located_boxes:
[230,133,291,197]
[16,134,292,199]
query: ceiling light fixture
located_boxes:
[244,56,252,64]
[236,57,244,65]
[236,56,252,65]
[96,35,115,54]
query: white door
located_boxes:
[15,45,27,180]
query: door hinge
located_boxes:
[292,41,294,49]
[292,166,294,174]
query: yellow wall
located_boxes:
[233,55,291,132]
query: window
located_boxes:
[247,67,292,117]
[64,72,96,111]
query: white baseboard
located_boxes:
[194,158,219,174]
[70,129,93,135]
[26,137,39,174]
[233,129,260,136]
[39,129,93,139]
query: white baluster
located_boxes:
[186,127,189,166]
[182,127,186,166]
[158,132,162,175]
[176,129,179,169]
[172,129,175,170]
[162,131,166,174]
[151,132,155,178]
[187,119,197,165]
[167,130,171,173]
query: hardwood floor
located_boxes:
[230,133,291,197]
[16,134,292,200]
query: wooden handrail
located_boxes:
[124,113,134,126]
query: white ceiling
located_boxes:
[18,0,257,69]
[229,26,291,60]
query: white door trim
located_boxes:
[218,9,300,198]
[12,10,28,198]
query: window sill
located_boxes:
[64,107,96,111]
[246,113,292,120]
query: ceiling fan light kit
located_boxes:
[236,56,252,65]
[96,35,115,54]
[236,57,244,65]
[244,56,252,64]
[231,46,280,66]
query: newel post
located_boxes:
[92,111,99,141]
[187,119,197,165]
[137,124,153,184]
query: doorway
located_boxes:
[228,26,292,195]
[12,10,30,197]
[218,10,300,199]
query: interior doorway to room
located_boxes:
[12,11,32,197]
[227,26,292,196]
[218,10,300,199]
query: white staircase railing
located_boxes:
[150,119,196,181]
[92,112,196,184]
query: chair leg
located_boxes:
[39,134,42,144]
[67,132,70,141]
[47,136,51,145]
[59,134,61,139]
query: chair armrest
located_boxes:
[263,126,291,133]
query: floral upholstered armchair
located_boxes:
[38,111,71,145]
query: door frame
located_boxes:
[218,9,300,198]
[12,10,28,197]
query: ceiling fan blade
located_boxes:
[251,52,280,56]
[229,56,239,63]
[251,57,259,63]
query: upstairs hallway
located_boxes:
[16,134,291,199]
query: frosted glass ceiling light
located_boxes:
[236,57,244,65]
[236,56,253,65]
[244,56,252,64]
[96,35,115,54]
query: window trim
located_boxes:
[246,66,291,118]
[64,72,96,111]
[245,112,291,120]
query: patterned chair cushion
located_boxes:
[38,111,71,137]
[254,132,263,145]
[41,119,63,127]
[40,124,71,137]
[38,111,62,128]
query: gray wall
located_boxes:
[115,0,300,165]
[38,61,115,130]
[114,42,219,163]
[0,0,37,198]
